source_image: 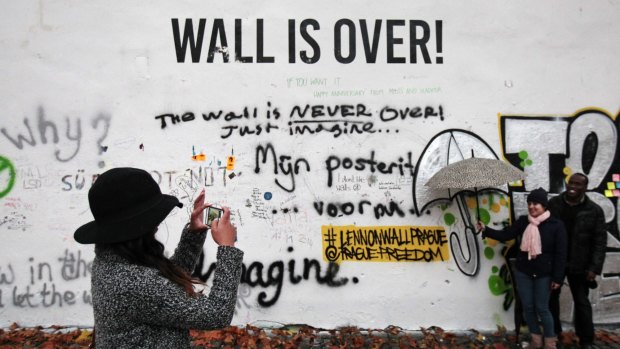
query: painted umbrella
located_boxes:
[412,129,506,277]
[425,157,526,218]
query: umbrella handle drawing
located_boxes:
[449,187,482,233]
[474,187,480,222]
[449,194,480,276]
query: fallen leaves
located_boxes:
[0,323,93,348]
[1,323,619,348]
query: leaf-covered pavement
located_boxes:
[1,323,619,348]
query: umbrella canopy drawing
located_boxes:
[425,157,526,218]
[412,130,510,216]
[411,129,521,277]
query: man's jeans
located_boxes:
[514,269,555,337]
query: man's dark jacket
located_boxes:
[547,193,607,275]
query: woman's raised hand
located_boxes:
[211,207,237,247]
[189,189,209,233]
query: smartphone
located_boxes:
[205,206,223,227]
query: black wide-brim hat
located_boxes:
[74,167,183,244]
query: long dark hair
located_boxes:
[102,230,202,295]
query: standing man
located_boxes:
[548,173,607,349]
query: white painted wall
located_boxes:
[1,0,619,330]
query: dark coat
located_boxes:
[483,215,567,284]
[547,193,607,275]
[91,227,244,348]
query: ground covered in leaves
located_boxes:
[1,323,620,348]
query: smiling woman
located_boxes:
[477,188,567,349]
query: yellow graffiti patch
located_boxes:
[226,156,236,170]
[192,154,206,161]
[322,225,449,263]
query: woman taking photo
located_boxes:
[477,188,567,349]
[74,167,243,348]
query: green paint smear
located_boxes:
[0,156,16,199]
[488,275,508,296]
[444,213,455,226]
[518,150,529,160]
[484,246,495,260]
[478,208,491,225]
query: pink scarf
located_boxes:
[520,210,550,260]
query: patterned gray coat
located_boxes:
[91,227,243,348]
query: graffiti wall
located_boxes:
[1,0,619,330]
